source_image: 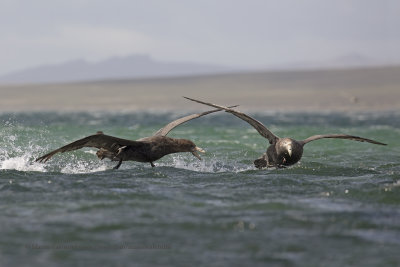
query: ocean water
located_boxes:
[0,111,399,267]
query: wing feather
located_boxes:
[300,134,387,146]
[154,106,238,136]
[184,97,279,144]
[36,133,139,163]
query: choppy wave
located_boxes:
[1,111,400,267]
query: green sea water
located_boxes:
[0,111,399,266]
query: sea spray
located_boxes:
[0,128,46,172]
[164,154,253,173]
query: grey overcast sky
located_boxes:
[0,0,399,75]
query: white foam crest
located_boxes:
[54,150,110,174]
[0,133,46,172]
[160,155,253,173]
[0,153,46,172]
[0,128,110,173]
[60,161,108,174]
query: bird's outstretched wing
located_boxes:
[36,133,140,163]
[184,97,279,144]
[154,106,238,136]
[300,134,387,146]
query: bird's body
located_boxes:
[95,135,204,168]
[36,108,228,169]
[184,97,387,169]
[255,138,304,168]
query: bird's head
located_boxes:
[281,139,294,157]
[278,138,303,165]
[178,139,205,160]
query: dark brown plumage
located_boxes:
[184,97,387,169]
[36,108,227,169]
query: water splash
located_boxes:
[0,153,46,172]
[159,154,253,173]
[60,161,108,174]
[0,130,46,172]
[0,122,113,174]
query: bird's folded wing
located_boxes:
[184,97,279,144]
[154,105,239,136]
[36,134,140,163]
[300,134,387,146]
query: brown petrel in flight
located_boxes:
[184,97,387,169]
[36,108,233,169]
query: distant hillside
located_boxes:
[0,54,231,84]
[2,51,396,85]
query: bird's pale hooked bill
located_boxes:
[192,146,205,160]
[287,144,293,156]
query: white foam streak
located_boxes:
[0,128,113,173]
[60,163,108,174]
[160,155,253,173]
[0,153,46,172]
[0,132,46,172]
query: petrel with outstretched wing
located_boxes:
[184,97,387,169]
[36,108,229,169]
